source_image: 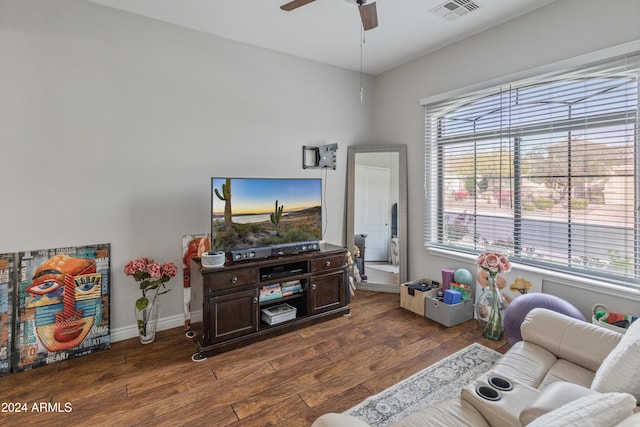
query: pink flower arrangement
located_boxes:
[476,252,510,340]
[124,258,177,311]
[477,251,511,275]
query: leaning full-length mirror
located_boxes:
[346,145,407,293]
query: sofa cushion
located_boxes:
[490,341,557,388]
[614,412,640,427]
[389,399,489,427]
[520,381,597,425]
[591,318,640,400]
[526,392,637,427]
[539,359,595,390]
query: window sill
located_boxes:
[426,246,640,300]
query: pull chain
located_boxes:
[360,27,365,103]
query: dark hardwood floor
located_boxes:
[0,291,509,427]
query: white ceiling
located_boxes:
[87,0,558,75]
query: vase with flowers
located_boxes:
[124,258,177,344]
[476,251,511,340]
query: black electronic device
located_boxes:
[229,247,273,262]
[260,261,308,281]
[272,241,320,256]
[229,241,320,264]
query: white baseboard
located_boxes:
[110,309,203,343]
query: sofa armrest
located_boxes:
[521,308,622,372]
[519,381,596,425]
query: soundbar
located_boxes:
[229,241,320,263]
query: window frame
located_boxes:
[422,45,640,286]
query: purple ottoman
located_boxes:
[504,293,585,345]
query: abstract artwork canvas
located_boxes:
[12,243,111,372]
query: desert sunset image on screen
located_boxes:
[211,178,322,252]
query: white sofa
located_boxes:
[313,308,640,427]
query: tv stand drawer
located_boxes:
[311,254,344,273]
[205,269,258,293]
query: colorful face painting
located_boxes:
[15,244,111,372]
[25,254,99,350]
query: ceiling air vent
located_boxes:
[430,0,481,21]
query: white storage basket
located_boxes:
[592,304,630,334]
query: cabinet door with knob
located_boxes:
[309,270,346,314]
[205,288,258,344]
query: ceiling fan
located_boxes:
[280,0,378,31]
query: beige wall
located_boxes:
[0,0,374,337]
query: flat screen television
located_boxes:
[211,178,322,257]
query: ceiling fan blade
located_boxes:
[280,0,316,11]
[359,2,378,30]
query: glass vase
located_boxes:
[134,300,159,344]
[475,273,506,340]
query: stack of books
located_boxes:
[281,280,302,296]
[259,284,282,302]
[261,303,296,325]
[259,281,303,302]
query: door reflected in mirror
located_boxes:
[355,152,399,285]
[347,145,407,293]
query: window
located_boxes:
[424,53,640,284]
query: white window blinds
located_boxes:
[424,53,640,284]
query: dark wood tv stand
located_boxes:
[191,243,350,358]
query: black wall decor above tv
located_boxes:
[211,178,322,262]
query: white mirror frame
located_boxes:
[346,144,408,292]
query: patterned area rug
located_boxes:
[345,343,501,427]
